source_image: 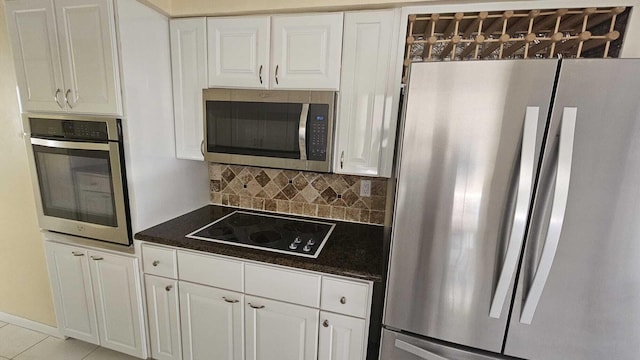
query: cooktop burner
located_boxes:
[186,211,335,258]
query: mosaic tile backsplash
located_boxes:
[209,164,388,225]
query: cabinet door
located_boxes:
[318,312,367,360]
[271,13,343,90]
[145,275,181,360]
[180,281,243,360]
[245,295,319,360]
[207,16,270,89]
[88,251,145,358]
[4,0,66,112]
[171,18,207,161]
[44,242,99,344]
[54,0,121,114]
[334,10,400,177]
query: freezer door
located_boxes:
[505,59,640,360]
[380,329,504,360]
[385,60,558,352]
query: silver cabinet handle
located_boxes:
[152,260,160,267]
[520,107,577,325]
[299,104,309,161]
[395,339,448,360]
[64,89,73,109]
[275,65,279,85]
[223,297,239,303]
[322,320,329,327]
[340,151,344,169]
[489,106,539,319]
[91,256,104,261]
[259,65,263,84]
[340,296,347,304]
[54,89,64,109]
[165,285,173,292]
[200,140,205,156]
[72,251,84,256]
[248,303,264,309]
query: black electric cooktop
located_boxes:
[186,211,335,258]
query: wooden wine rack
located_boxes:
[403,7,630,82]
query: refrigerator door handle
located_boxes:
[395,339,449,360]
[520,107,577,325]
[489,106,540,319]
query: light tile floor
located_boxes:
[0,322,139,360]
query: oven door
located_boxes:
[204,90,334,172]
[27,137,130,245]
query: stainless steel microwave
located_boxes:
[203,89,335,172]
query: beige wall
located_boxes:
[0,1,57,326]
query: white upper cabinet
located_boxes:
[54,0,121,114]
[170,18,207,160]
[206,12,343,90]
[5,0,122,115]
[207,16,269,89]
[4,0,65,113]
[334,9,401,177]
[270,13,343,90]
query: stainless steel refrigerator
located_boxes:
[381,59,640,360]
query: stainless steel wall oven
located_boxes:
[203,89,335,172]
[24,114,131,246]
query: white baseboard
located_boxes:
[0,312,63,338]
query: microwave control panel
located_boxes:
[307,104,329,161]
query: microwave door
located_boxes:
[299,103,309,161]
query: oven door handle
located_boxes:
[298,104,309,161]
[31,137,111,151]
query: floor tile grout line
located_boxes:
[9,335,50,360]
[82,344,102,360]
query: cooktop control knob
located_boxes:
[294,237,302,244]
[289,242,299,250]
[307,239,315,246]
[303,244,312,252]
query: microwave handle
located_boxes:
[299,104,309,160]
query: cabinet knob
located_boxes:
[323,320,329,327]
[340,296,347,304]
[223,296,239,303]
[248,303,265,309]
[71,251,84,257]
[165,285,173,292]
[91,256,104,261]
[152,260,160,267]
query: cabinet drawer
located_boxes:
[177,251,243,292]
[245,264,320,308]
[142,245,177,278]
[321,277,370,318]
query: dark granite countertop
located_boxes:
[135,205,388,282]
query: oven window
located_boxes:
[33,145,117,227]
[206,101,302,159]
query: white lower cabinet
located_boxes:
[140,244,373,360]
[180,281,244,360]
[318,312,366,360]
[45,241,146,358]
[245,295,319,360]
[145,275,181,360]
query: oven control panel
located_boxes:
[307,104,329,161]
[30,118,109,141]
